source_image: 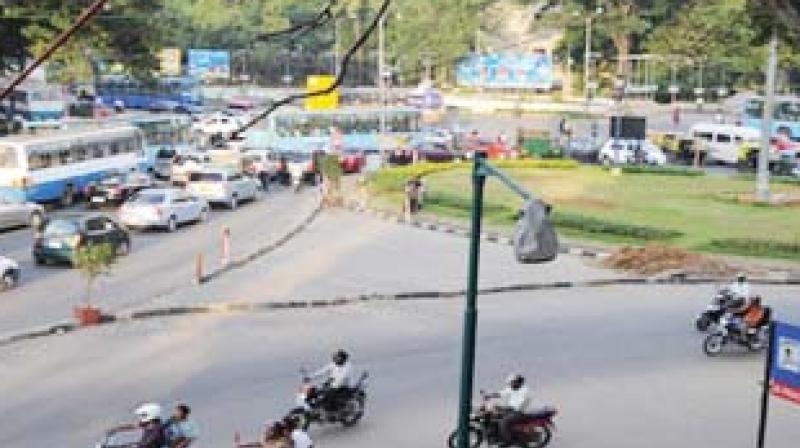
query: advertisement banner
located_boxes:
[456,53,554,90]
[187,49,230,81]
[771,321,800,405]
[305,75,339,110]
[158,48,182,76]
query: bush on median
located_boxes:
[602,165,705,177]
[707,238,800,259]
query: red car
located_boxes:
[339,148,366,173]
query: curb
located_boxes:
[3,275,799,348]
[199,200,323,284]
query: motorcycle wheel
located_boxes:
[747,329,768,351]
[521,425,553,448]
[703,334,725,356]
[341,395,366,427]
[695,316,711,332]
[447,427,483,448]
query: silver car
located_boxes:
[118,188,209,232]
[0,190,45,230]
[186,169,258,209]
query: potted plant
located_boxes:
[72,243,116,326]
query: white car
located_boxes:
[0,190,45,230]
[171,153,211,185]
[119,188,209,232]
[192,113,242,136]
[185,169,258,209]
[0,255,20,291]
[598,139,667,166]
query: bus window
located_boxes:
[716,134,732,143]
[92,144,105,159]
[58,149,71,165]
[744,100,764,119]
[695,132,713,141]
[73,147,88,162]
[775,101,800,122]
[0,146,18,168]
[109,142,121,156]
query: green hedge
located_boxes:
[423,191,682,241]
[603,165,705,177]
[492,159,577,169]
[550,212,683,240]
[708,238,800,259]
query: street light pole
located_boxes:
[757,27,778,202]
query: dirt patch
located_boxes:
[602,244,735,276]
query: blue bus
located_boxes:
[243,107,424,153]
[742,96,800,140]
[95,76,202,111]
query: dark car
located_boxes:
[33,214,131,266]
[85,171,154,208]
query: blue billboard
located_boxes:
[187,49,230,80]
[771,321,800,406]
[456,53,554,90]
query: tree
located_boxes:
[73,243,116,307]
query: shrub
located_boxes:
[603,165,705,177]
[492,159,578,169]
[550,212,683,240]
[708,238,800,259]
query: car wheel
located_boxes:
[166,216,177,232]
[229,195,238,210]
[116,239,131,256]
[1,270,18,291]
[34,255,47,266]
[29,211,43,230]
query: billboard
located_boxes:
[158,48,182,76]
[305,75,339,110]
[187,49,230,81]
[456,53,553,90]
[771,321,800,405]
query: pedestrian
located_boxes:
[165,403,199,448]
[413,176,424,211]
[404,178,419,216]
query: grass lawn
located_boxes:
[367,164,800,261]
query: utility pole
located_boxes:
[583,16,592,103]
[757,28,778,202]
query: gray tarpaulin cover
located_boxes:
[513,198,558,264]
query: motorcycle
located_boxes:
[447,391,557,448]
[286,369,369,431]
[695,288,742,332]
[703,312,771,356]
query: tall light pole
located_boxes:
[757,28,778,202]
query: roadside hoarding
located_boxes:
[305,75,338,110]
[187,49,230,81]
[771,321,800,405]
[158,48,182,76]
[456,53,554,90]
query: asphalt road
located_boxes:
[0,185,319,334]
[1,211,799,448]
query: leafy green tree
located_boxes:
[73,243,116,307]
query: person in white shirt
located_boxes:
[311,349,353,412]
[494,374,531,447]
[728,273,751,300]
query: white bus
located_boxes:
[0,126,143,205]
[1,81,66,130]
[690,124,760,165]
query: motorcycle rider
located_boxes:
[106,403,167,448]
[728,273,751,301]
[310,349,353,413]
[737,296,769,333]
[165,403,198,448]
[491,374,531,447]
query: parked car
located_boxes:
[85,171,154,208]
[340,148,366,174]
[598,139,668,166]
[119,188,209,232]
[153,147,177,180]
[186,169,258,209]
[33,214,131,266]
[0,255,20,291]
[192,113,241,136]
[0,190,45,230]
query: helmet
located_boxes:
[134,403,163,423]
[750,296,762,306]
[332,349,349,366]
[506,374,525,390]
[737,273,747,282]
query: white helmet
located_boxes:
[134,403,163,423]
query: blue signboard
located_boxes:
[771,321,800,405]
[187,49,230,80]
[456,53,554,90]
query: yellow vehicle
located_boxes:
[649,131,704,164]
[736,137,800,171]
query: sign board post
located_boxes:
[759,321,800,448]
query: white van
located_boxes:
[690,124,760,165]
